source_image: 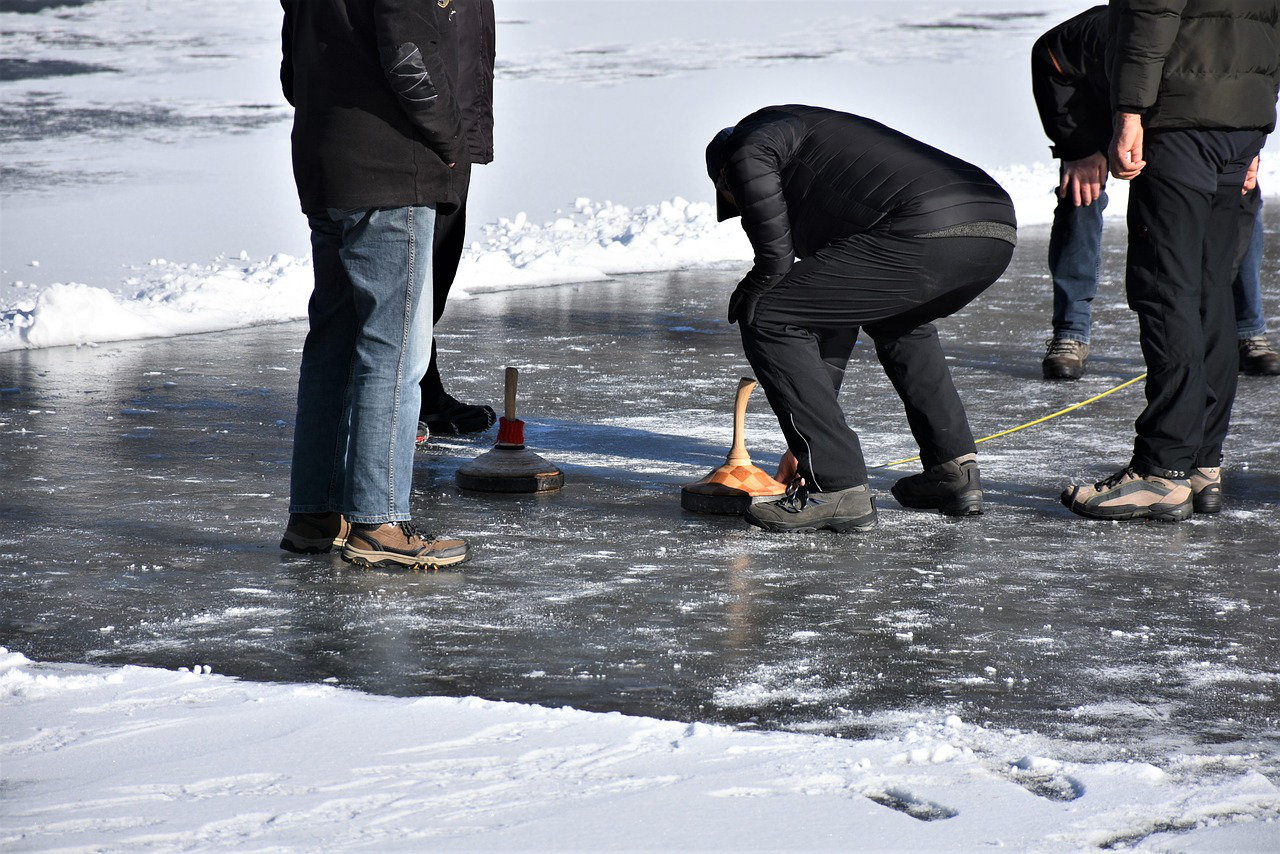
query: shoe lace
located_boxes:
[1240,336,1276,358]
[1045,338,1084,357]
[778,478,816,513]
[395,521,435,544]
[1095,467,1137,491]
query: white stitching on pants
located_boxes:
[788,412,822,492]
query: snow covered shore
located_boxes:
[3,649,1277,850]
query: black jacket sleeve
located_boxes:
[1108,0,1187,115]
[279,0,294,106]
[1030,6,1110,161]
[723,119,798,280]
[374,0,466,165]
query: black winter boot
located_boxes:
[744,480,877,534]
[891,454,983,516]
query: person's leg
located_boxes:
[336,205,437,523]
[1125,173,1215,476]
[1048,187,1107,342]
[740,320,866,492]
[419,163,471,415]
[290,214,358,516]
[1232,193,1266,339]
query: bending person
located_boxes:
[706,105,1017,534]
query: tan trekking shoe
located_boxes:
[1189,467,1222,514]
[1042,338,1089,380]
[341,521,470,569]
[280,512,350,554]
[1060,466,1192,522]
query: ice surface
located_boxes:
[2,225,1278,799]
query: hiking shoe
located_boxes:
[1042,338,1089,380]
[420,394,498,436]
[280,512,350,554]
[891,454,983,516]
[744,480,877,533]
[1239,335,1280,375]
[1060,466,1192,522]
[1189,466,1222,514]
[341,521,470,569]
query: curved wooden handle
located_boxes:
[726,377,755,466]
[504,366,518,420]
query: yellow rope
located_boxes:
[872,372,1148,469]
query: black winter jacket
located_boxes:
[716,106,1016,280]
[1108,0,1280,131]
[1031,6,1111,161]
[281,0,465,216]
[458,0,495,164]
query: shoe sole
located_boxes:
[341,547,470,569]
[1042,365,1085,380]
[1060,492,1192,522]
[744,514,877,534]
[892,488,983,517]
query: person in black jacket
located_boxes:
[1032,4,1280,380]
[706,105,1017,534]
[278,0,470,569]
[1061,0,1280,522]
[416,0,498,441]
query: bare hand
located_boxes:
[1059,152,1109,207]
[1244,155,1260,194]
[775,450,798,484]
[1109,112,1145,180]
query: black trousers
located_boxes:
[1125,129,1265,475]
[740,231,1015,491]
[418,162,473,414]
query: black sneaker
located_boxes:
[420,395,498,436]
[744,480,877,533]
[891,455,983,516]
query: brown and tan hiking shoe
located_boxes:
[280,512,350,554]
[1042,338,1089,380]
[1239,335,1280,375]
[1189,467,1222,514]
[1060,466,1192,522]
[341,521,470,569]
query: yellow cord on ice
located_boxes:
[873,372,1148,469]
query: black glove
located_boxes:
[727,271,782,326]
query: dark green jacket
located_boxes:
[1108,0,1280,131]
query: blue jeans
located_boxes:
[289,205,436,524]
[1233,202,1267,338]
[1048,185,1268,341]
[1047,189,1107,343]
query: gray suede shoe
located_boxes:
[744,480,877,533]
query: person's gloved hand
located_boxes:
[727,271,782,326]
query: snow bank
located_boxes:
[0,197,748,352]
[3,648,1278,851]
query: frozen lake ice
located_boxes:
[2,222,1278,786]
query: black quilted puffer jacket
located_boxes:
[1108,0,1280,131]
[712,105,1016,279]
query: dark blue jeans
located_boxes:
[290,205,436,524]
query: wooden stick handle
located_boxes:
[504,366,518,421]
[726,377,755,466]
